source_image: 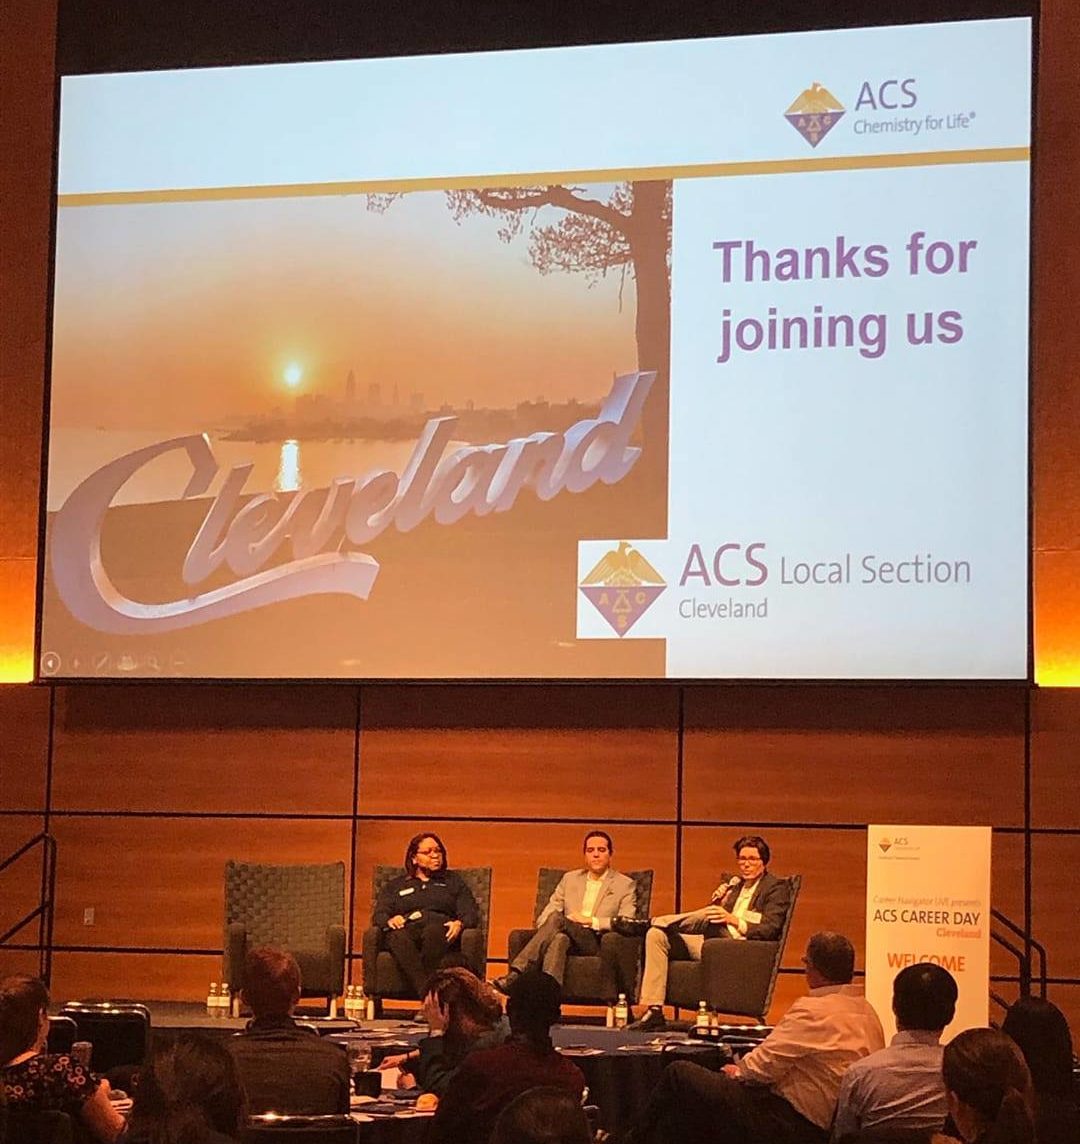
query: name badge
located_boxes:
[399,887,415,896]
[745,910,762,924]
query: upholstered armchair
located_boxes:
[362,865,492,1008]
[665,873,802,1020]
[224,860,347,1016]
[507,867,654,1004]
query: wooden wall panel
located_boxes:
[989,832,1027,981]
[0,560,37,680]
[1031,834,1080,980]
[0,684,50,808]
[0,0,54,680]
[0,949,43,980]
[50,816,353,950]
[0,813,47,942]
[353,820,677,964]
[683,687,1026,826]
[0,461,39,562]
[1032,0,1080,685]
[0,0,52,497]
[359,686,679,821]
[50,951,220,1004]
[1030,688,1080,828]
[51,685,358,814]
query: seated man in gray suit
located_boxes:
[628,834,791,1031]
[492,830,636,993]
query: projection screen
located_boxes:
[39,17,1032,680]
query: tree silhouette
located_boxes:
[368,180,672,483]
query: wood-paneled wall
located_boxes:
[2,683,1078,1034]
[1,0,1078,1039]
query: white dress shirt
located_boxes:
[726,879,759,939]
[581,875,604,929]
[736,983,886,1130]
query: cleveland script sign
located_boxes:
[50,371,655,634]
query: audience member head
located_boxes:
[490,1085,592,1144]
[803,931,855,987]
[126,1034,246,1144]
[0,974,49,1064]
[1001,995,1075,1098]
[892,963,958,1034]
[507,969,562,1046]
[942,1027,1035,1144]
[733,834,771,868]
[423,966,502,1046]
[241,946,301,1019]
[404,832,447,876]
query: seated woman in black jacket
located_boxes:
[374,833,479,997]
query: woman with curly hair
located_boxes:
[0,974,124,1142]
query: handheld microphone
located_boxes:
[711,875,741,904]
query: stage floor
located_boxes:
[133,1000,770,1046]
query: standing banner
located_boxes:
[866,825,992,1041]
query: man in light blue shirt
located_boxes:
[832,962,958,1141]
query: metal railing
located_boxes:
[0,832,58,986]
[989,907,1047,1017]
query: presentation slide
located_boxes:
[39,18,1031,680]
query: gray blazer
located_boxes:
[536,867,637,932]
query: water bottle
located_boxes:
[696,1001,710,1031]
[355,982,369,1023]
[614,993,629,1029]
[348,985,363,1022]
[206,982,218,1018]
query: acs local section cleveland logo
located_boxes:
[580,542,665,637]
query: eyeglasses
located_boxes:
[415,847,444,856]
[737,855,763,865]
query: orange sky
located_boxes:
[49,188,640,429]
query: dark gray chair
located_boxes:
[362,865,492,1007]
[507,867,654,1004]
[224,861,347,1016]
[57,1000,150,1073]
[46,1015,77,1055]
[665,873,802,1020]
